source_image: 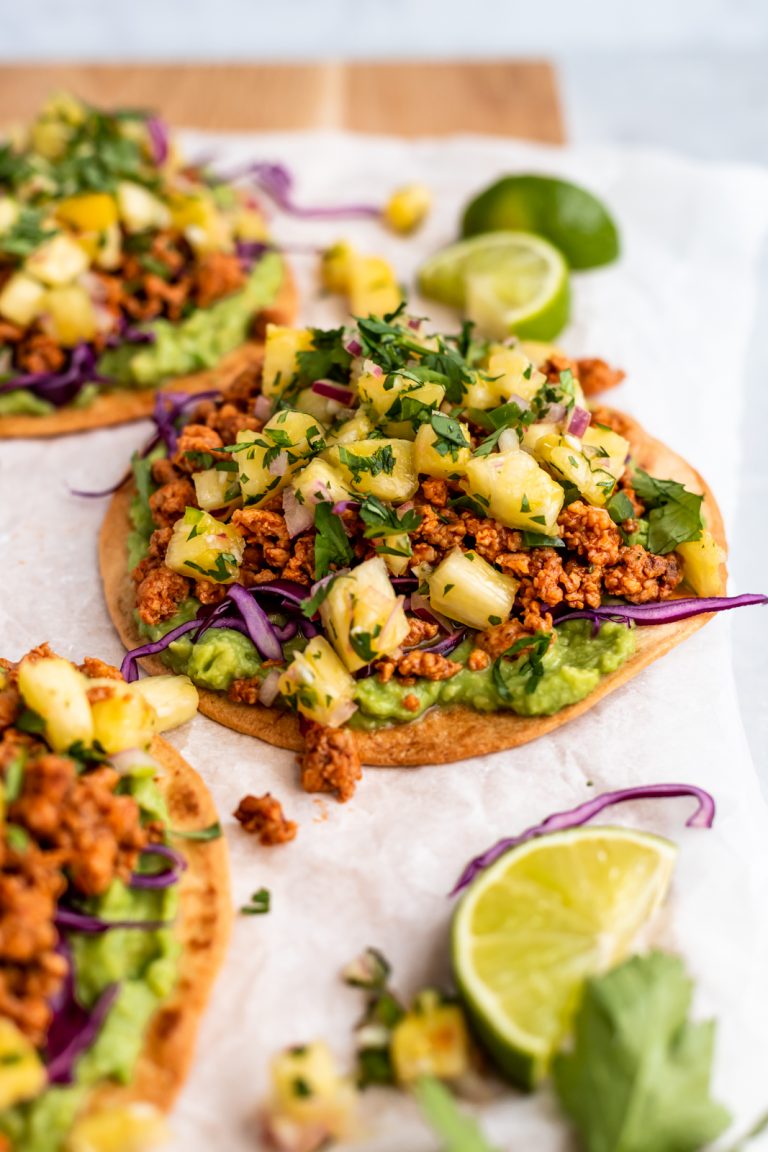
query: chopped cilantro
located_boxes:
[633,469,704,554]
[605,489,636,525]
[16,708,45,736]
[337,444,396,482]
[0,208,59,259]
[169,821,223,841]
[359,494,422,538]
[241,888,271,916]
[3,749,27,804]
[296,327,353,384]
[313,501,354,579]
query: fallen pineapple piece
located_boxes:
[390,991,471,1084]
[262,1042,359,1152]
[319,240,402,316]
[383,184,432,235]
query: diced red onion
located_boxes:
[268,450,289,477]
[311,379,355,405]
[130,843,187,890]
[283,486,314,537]
[450,783,716,896]
[408,318,422,332]
[332,500,360,515]
[508,393,530,409]
[555,593,768,631]
[390,575,419,592]
[364,359,383,379]
[146,116,169,166]
[568,405,591,437]
[345,338,363,356]
[258,668,282,706]
[498,429,519,453]
[253,394,273,421]
[540,402,566,424]
[46,978,119,1085]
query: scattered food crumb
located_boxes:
[233,793,298,845]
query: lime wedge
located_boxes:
[452,826,677,1088]
[417,231,570,342]
[461,174,620,270]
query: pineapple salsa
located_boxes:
[124,309,721,730]
[0,94,284,416]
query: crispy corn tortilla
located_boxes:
[89,734,232,1113]
[100,410,727,767]
[0,264,297,440]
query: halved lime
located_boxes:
[417,231,570,341]
[461,174,620,270]
[452,826,677,1088]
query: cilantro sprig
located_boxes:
[632,469,704,554]
[313,502,354,579]
[358,495,422,539]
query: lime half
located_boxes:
[461,174,620,270]
[452,825,677,1088]
[417,231,570,342]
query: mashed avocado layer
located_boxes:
[98,252,283,387]
[0,775,179,1152]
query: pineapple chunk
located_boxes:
[90,683,157,754]
[581,423,630,484]
[463,448,564,534]
[383,183,432,235]
[535,433,616,507]
[348,255,402,317]
[518,340,564,367]
[520,420,559,455]
[0,272,46,326]
[193,467,240,512]
[234,206,268,242]
[117,181,171,232]
[292,458,350,507]
[131,675,199,732]
[169,192,232,251]
[357,369,443,418]
[414,420,471,479]
[391,994,470,1084]
[320,241,357,294]
[677,530,726,596]
[25,233,89,286]
[56,192,118,232]
[0,1019,46,1110]
[93,223,123,270]
[486,345,546,404]
[278,637,358,726]
[44,285,97,346]
[67,1103,169,1152]
[323,438,418,503]
[0,196,20,233]
[17,655,94,753]
[293,386,343,426]
[327,409,375,446]
[319,557,410,672]
[262,325,315,398]
[31,118,71,160]
[266,1042,358,1143]
[165,508,245,582]
[234,413,326,506]
[428,549,518,630]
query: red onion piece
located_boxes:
[253,393,273,421]
[450,783,716,896]
[311,379,355,405]
[283,486,314,537]
[568,405,591,437]
[345,338,363,356]
[332,500,360,515]
[130,843,188,890]
[146,116,169,165]
[538,402,566,424]
[267,450,289,477]
[223,161,380,220]
[555,593,768,630]
[258,668,282,706]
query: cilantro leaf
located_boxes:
[632,470,704,554]
[605,489,636,525]
[429,412,470,459]
[313,501,354,579]
[359,495,422,538]
[0,208,59,259]
[553,952,731,1152]
[337,444,395,483]
[413,1076,498,1152]
[241,888,271,916]
[296,327,353,385]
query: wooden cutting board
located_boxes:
[0,61,563,141]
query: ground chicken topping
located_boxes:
[299,722,362,803]
[233,793,297,846]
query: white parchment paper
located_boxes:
[2,133,768,1149]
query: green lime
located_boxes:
[462,174,620,270]
[417,231,570,342]
[452,826,677,1088]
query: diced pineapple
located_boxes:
[262,325,315,398]
[131,675,199,732]
[320,241,357,294]
[676,530,726,596]
[116,181,171,233]
[348,255,402,317]
[67,1103,169,1152]
[518,340,564,367]
[485,345,546,404]
[93,223,123,271]
[25,233,89,286]
[17,655,94,753]
[462,370,499,411]
[391,994,470,1084]
[358,371,444,422]
[294,386,344,426]
[89,683,157,754]
[327,409,375,446]
[193,467,240,512]
[235,413,326,506]
[463,448,564,534]
[324,438,418,503]
[43,285,97,346]
[320,557,410,672]
[428,549,518,630]
[581,423,630,484]
[414,420,471,479]
[165,508,245,582]
[31,118,71,160]
[520,421,559,455]
[56,192,118,232]
[234,206,268,242]
[292,458,351,507]
[0,1019,46,1110]
[266,1042,359,1143]
[0,196,20,234]
[383,183,432,235]
[278,637,358,726]
[378,532,412,577]
[0,272,46,326]
[535,433,616,507]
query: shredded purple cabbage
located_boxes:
[554,593,767,630]
[146,116,170,166]
[0,343,111,407]
[130,842,188,890]
[226,161,380,220]
[227,583,283,660]
[450,783,716,896]
[46,973,119,1085]
[55,908,170,934]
